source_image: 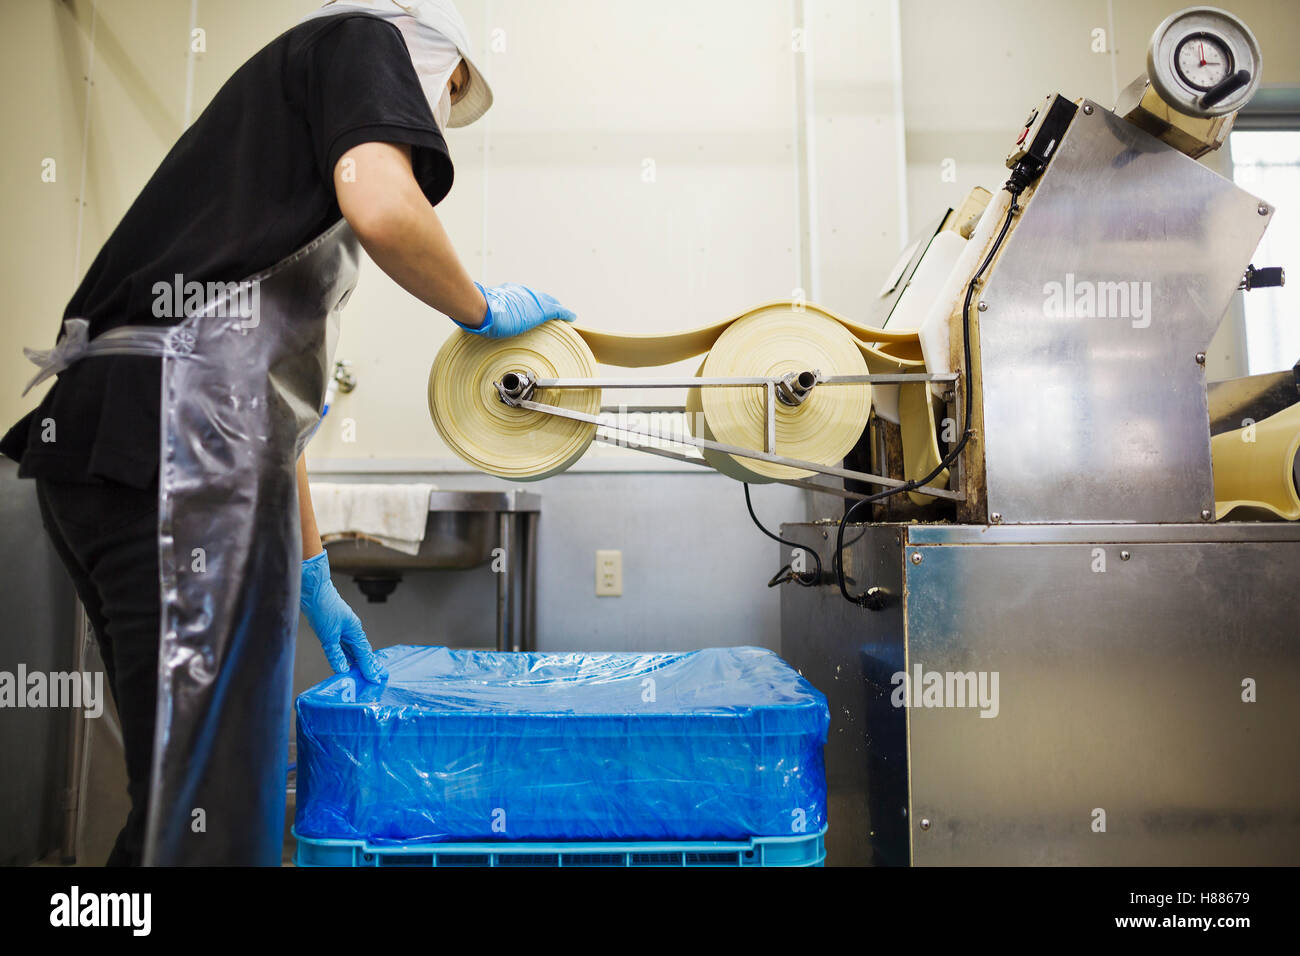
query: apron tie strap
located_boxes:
[22,318,91,395]
[22,318,193,396]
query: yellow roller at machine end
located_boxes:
[1212,401,1300,520]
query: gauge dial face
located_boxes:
[1175,32,1233,91]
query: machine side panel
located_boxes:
[979,102,1271,523]
[779,523,909,866]
[904,536,1300,865]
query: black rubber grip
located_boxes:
[1201,69,1251,109]
[1250,266,1285,289]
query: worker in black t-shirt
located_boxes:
[2,0,568,865]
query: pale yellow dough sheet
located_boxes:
[573,299,920,368]
[429,300,935,487]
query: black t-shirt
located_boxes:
[0,13,453,488]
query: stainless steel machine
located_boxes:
[775,6,1300,865]
[462,6,1297,865]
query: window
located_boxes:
[1230,129,1300,375]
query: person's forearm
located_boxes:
[334,142,488,328]
[297,454,323,559]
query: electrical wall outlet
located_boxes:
[595,550,622,597]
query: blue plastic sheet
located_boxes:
[295,645,829,843]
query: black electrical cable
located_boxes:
[744,482,823,586]
[834,177,1026,609]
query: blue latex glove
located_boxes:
[457,282,576,338]
[300,550,387,683]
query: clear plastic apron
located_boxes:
[23,219,360,865]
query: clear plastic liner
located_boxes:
[295,645,829,843]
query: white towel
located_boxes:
[311,483,437,555]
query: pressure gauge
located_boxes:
[1147,6,1261,117]
[1174,32,1232,91]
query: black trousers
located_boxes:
[36,477,160,867]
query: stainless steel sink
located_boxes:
[324,490,541,570]
[321,489,541,652]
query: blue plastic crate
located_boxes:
[295,645,830,844]
[294,826,827,867]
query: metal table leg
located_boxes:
[521,511,538,652]
[496,512,515,652]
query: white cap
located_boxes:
[303,0,493,128]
